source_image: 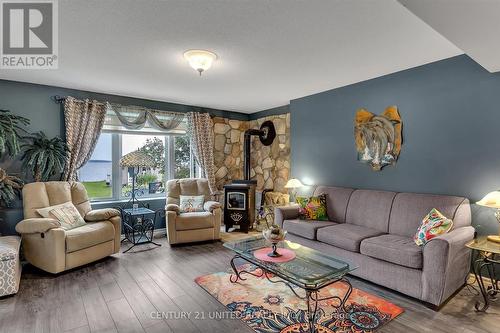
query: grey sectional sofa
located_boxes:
[275,186,475,307]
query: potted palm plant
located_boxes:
[0,109,29,207]
[21,131,69,182]
[0,109,29,158]
[0,169,23,207]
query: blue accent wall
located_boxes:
[290,55,500,235]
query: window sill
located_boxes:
[91,196,166,206]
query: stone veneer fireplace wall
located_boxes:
[212,113,290,193]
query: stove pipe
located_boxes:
[242,120,276,181]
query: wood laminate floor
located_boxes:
[0,236,498,333]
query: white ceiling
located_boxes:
[0,0,462,113]
[399,0,500,73]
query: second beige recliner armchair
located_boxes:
[16,181,121,274]
[165,178,221,245]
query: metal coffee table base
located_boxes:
[229,255,353,333]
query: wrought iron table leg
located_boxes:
[227,255,353,330]
[306,290,319,333]
[229,255,264,283]
[474,257,491,312]
[309,278,353,312]
[123,243,136,253]
[338,278,353,312]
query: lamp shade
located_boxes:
[284,178,304,189]
[183,49,217,75]
[477,191,500,208]
[119,151,155,168]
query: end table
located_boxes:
[466,237,500,311]
[120,207,162,253]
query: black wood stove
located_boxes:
[224,121,276,233]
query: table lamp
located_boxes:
[477,191,500,243]
[284,178,304,203]
[120,151,155,207]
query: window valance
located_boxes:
[104,103,187,135]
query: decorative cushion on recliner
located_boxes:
[283,219,336,240]
[65,222,115,253]
[176,212,214,231]
[37,201,87,230]
[179,195,205,213]
[360,234,423,269]
[317,224,385,252]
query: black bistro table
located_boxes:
[120,207,162,253]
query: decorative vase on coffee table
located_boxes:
[262,224,287,257]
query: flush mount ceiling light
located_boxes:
[183,49,217,76]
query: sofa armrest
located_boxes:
[165,204,180,214]
[274,205,300,228]
[15,218,61,234]
[204,201,221,213]
[84,208,120,222]
[421,226,475,305]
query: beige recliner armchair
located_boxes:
[15,182,121,274]
[165,178,221,245]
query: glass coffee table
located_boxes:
[224,235,357,333]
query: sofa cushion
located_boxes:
[65,222,115,253]
[317,224,384,252]
[345,189,396,232]
[360,234,423,269]
[283,219,336,240]
[176,212,214,231]
[313,186,355,223]
[389,192,469,237]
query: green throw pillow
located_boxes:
[296,193,328,221]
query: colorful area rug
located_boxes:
[195,266,403,333]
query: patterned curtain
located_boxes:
[63,97,106,181]
[187,112,217,194]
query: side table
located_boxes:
[119,207,162,253]
[466,237,500,311]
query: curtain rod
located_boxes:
[51,95,192,116]
[51,95,105,106]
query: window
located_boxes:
[174,135,190,178]
[80,132,199,201]
[121,134,166,198]
[78,133,113,199]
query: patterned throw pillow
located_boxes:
[414,208,453,246]
[296,194,328,221]
[36,202,87,230]
[179,195,205,213]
